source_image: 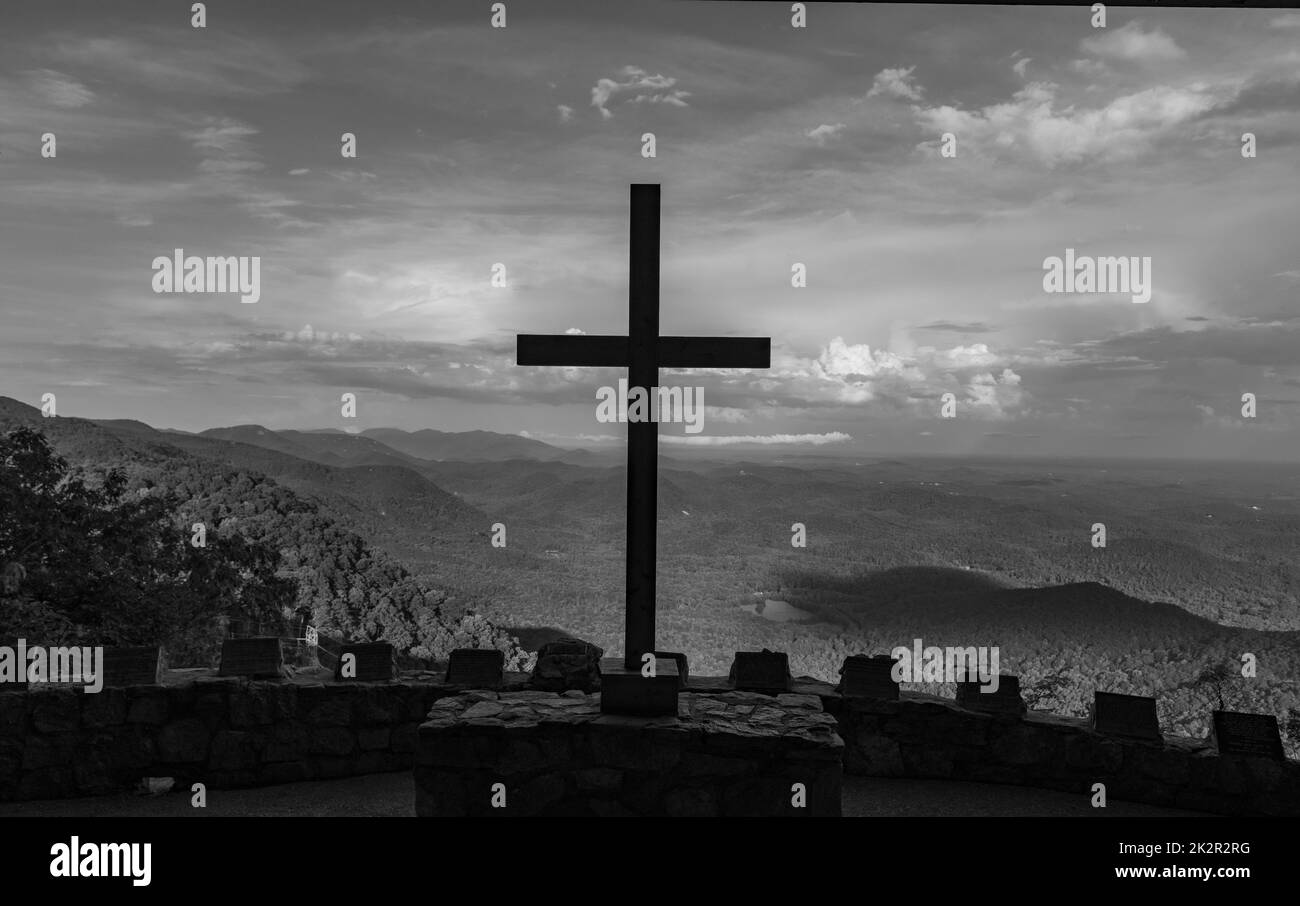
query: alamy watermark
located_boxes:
[1042,248,1151,303]
[151,248,261,303]
[50,837,151,886]
[890,638,1001,692]
[595,378,704,433]
[0,639,104,692]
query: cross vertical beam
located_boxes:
[625,184,659,670]
[516,183,770,685]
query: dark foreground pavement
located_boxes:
[0,773,1209,817]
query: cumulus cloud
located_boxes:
[788,337,1029,418]
[1013,58,1032,78]
[913,80,1234,166]
[557,104,574,123]
[1080,21,1187,63]
[591,66,690,119]
[867,66,923,101]
[564,327,586,335]
[806,122,846,146]
[816,337,917,382]
[928,343,1002,370]
[965,369,1025,417]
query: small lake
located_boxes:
[739,599,816,623]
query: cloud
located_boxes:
[867,66,923,101]
[806,122,846,146]
[1013,58,1032,78]
[704,406,750,423]
[183,117,264,175]
[816,337,915,381]
[915,321,997,333]
[769,337,1031,418]
[23,69,93,108]
[557,104,574,123]
[591,66,690,119]
[289,168,310,176]
[913,80,1234,166]
[48,33,310,97]
[1069,58,1109,77]
[929,343,1001,370]
[281,324,363,345]
[965,369,1024,417]
[1080,21,1187,63]
[564,327,586,335]
[1272,13,1300,28]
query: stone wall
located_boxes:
[415,690,843,816]
[3,665,1297,816]
[0,673,470,801]
[827,690,1300,817]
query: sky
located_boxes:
[1,0,1298,460]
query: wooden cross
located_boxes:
[518,184,771,669]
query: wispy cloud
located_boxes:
[591,65,690,119]
[1080,21,1187,63]
[806,122,845,146]
[867,65,923,100]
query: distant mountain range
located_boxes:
[0,395,526,664]
[3,393,1298,753]
[195,424,596,465]
[357,427,593,463]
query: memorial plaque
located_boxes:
[335,642,396,682]
[101,646,162,687]
[445,648,505,688]
[1092,691,1161,741]
[599,657,679,716]
[838,655,898,700]
[1211,710,1285,760]
[654,650,689,689]
[729,649,791,694]
[956,674,1025,716]
[218,637,283,678]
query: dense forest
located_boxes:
[0,403,528,670]
[3,397,1296,756]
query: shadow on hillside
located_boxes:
[767,566,1010,630]
[776,565,1008,604]
[772,564,1235,642]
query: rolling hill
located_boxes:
[361,427,588,462]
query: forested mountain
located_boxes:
[4,396,1297,754]
[0,398,526,669]
[360,427,588,462]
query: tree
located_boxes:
[0,427,295,663]
[1023,672,1072,711]
[1190,663,1237,711]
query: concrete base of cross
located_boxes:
[599,657,679,716]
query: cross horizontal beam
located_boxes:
[517,334,626,367]
[657,336,769,369]
[517,334,770,369]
